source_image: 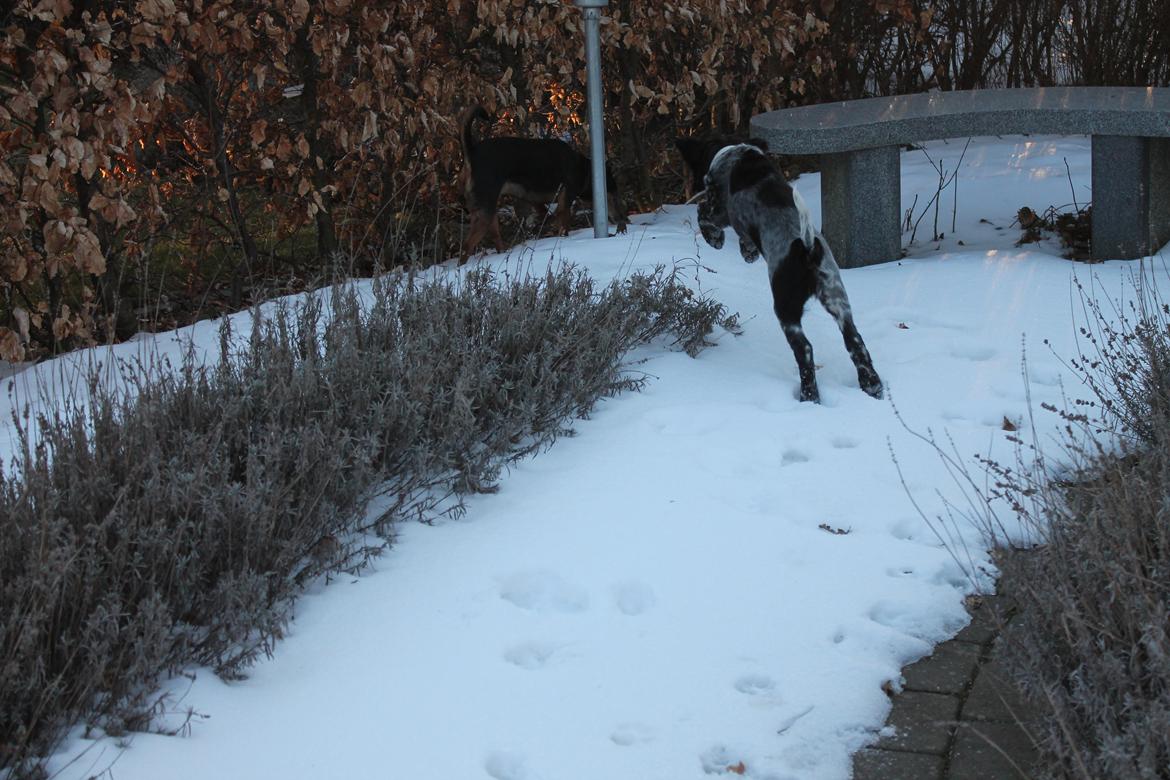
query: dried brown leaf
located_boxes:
[0,328,25,362]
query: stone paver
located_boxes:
[951,598,1007,645]
[949,722,1040,780]
[877,691,960,755]
[961,659,1043,723]
[852,748,945,780]
[902,641,983,695]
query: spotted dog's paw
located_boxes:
[739,235,761,263]
[700,221,726,249]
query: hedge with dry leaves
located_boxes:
[4,0,1168,361]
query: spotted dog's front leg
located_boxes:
[739,233,761,264]
[781,321,820,403]
[697,183,728,250]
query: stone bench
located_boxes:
[749,87,1170,267]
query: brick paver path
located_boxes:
[852,596,1048,780]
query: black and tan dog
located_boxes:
[459,106,627,264]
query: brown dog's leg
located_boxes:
[462,210,491,265]
[608,194,629,234]
[556,189,571,236]
[489,213,505,252]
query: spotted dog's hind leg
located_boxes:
[772,239,820,403]
[813,238,883,398]
[781,319,819,403]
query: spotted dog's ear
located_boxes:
[697,177,728,250]
[745,138,769,153]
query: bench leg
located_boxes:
[820,146,902,268]
[1091,136,1170,260]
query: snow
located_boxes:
[16,134,1160,780]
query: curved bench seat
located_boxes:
[749,87,1170,265]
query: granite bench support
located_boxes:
[750,87,1170,268]
[1092,135,1170,260]
[820,146,902,268]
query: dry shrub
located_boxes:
[999,441,1170,780]
[0,260,737,778]
[991,273,1170,779]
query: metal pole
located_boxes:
[581,3,608,238]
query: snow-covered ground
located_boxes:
[17,135,1158,780]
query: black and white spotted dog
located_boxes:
[698,142,883,403]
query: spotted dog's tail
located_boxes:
[461,105,492,160]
